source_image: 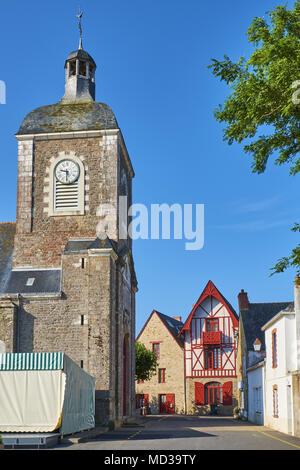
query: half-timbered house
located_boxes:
[179,280,239,415]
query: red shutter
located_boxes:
[136,394,139,409]
[144,394,149,411]
[195,382,205,405]
[223,381,232,405]
[166,394,175,414]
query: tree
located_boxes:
[135,341,158,382]
[208,1,300,275]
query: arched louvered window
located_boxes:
[48,153,85,216]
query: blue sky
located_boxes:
[0,0,298,334]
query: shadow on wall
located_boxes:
[18,299,35,352]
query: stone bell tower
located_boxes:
[0,16,137,427]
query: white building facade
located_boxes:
[261,279,300,436]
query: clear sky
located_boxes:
[0,0,298,335]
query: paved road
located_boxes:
[57,415,300,451]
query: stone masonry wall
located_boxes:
[185,377,238,416]
[13,134,119,268]
[136,313,185,414]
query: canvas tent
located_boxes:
[0,352,95,435]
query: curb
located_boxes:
[60,426,110,445]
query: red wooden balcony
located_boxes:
[202,331,222,345]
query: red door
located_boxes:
[159,394,175,414]
[166,394,175,414]
[159,394,167,413]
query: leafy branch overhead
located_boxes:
[208,1,300,175]
[208,1,300,275]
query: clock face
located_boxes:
[55,159,80,184]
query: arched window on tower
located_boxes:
[48,153,85,216]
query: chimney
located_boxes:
[295,277,300,370]
[173,316,182,322]
[238,289,249,312]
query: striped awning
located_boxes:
[0,352,64,371]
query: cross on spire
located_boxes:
[76,7,83,49]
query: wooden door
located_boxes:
[159,394,167,413]
[166,394,175,414]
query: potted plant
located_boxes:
[233,407,240,420]
[0,435,4,450]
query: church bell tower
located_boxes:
[0,11,137,427]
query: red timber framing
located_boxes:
[179,281,238,379]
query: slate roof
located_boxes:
[65,49,96,67]
[240,301,293,351]
[5,269,61,296]
[137,310,184,349]
[17,101,119,135]
[64,236,119,254]
[0,223,16,294]
[155,311,184,348]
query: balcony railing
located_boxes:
[202,331,222,345]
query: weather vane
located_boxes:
[76,6,83,49]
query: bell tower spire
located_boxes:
[60,9,96,103]
[76,7,83,50]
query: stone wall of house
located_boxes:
[185,377,238,416]
[136,313,185,414]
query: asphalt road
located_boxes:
[57,415,300,451]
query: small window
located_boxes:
[26,278,35,286]
[158,368,166,383]
[79,60,86,76]
[81,258,85,269]
[205,347,221,370]
[152,343,160,358]
[81,315,85,326]
[206,319,219,332]
[80,360,84,369]
[272,330,277,368]
[69,60,76,77]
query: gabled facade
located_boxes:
[136,310,185,414]
[179,281,239,415]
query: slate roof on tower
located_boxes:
[17,102,119,135]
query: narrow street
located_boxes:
[57,415,300,451]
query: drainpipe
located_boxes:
[295,277,300,371]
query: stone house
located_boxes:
[136,310,185,414]
[0,39,137,428]
[236,289,291,420]
[261,278,300,437]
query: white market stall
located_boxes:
[0,352,95,435]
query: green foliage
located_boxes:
[135,341,158,382]
[270,223,300,276]
[208,1,300,275]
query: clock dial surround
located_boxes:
[54,159,80,185]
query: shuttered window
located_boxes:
[54,180,79,211]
